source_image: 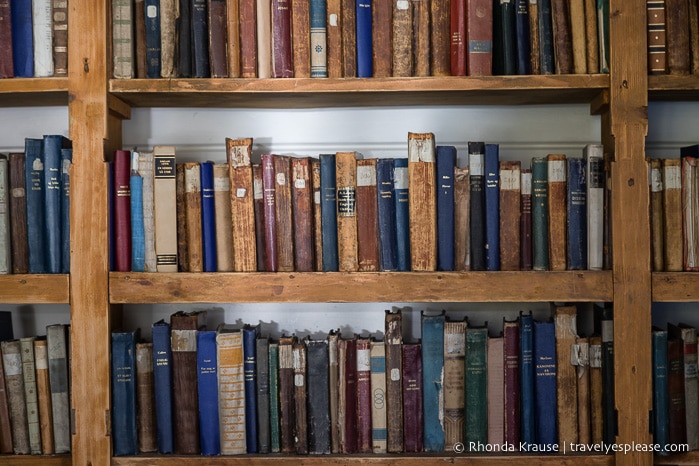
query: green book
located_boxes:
[465,325,488,449]
[269,342,281,453]
[531,157,549,270]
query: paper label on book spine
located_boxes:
[548,159,566,182]
[214,176,231,191]
[445,333,465,354]
[147,4,157,16]
[171,329,197,351]
[469,154,484,176]
[664,165,681,189]
[294,178,306,189]
[154,156,176,178]
[12,187,25,198]
[589,345,602,368]
[521,172,532,195]
[601,321,613,343]
[500,169,521,190]
[686,361,698,379]
[390,368,401,381]
[3,352,21,376]
[337,186,356,217]
[357,166,376,187]
[651,167,662,192]
[276,172,286,186]
[396,0,409,9]
[408,135,436,163]
[394,167,408,190]
[35,345,48,370]
[314,190,321,204]
[357,349,371,371]
[295,374,304,386]
[571,342,589,366]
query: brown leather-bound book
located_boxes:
[690,0,699,74]
[258,0,273,77]
[136,342,157,453]
[170,311,206,455]
[279,335,297,453]
[0,338,13,453]
[430,0,450,75]
[227,0,242,76]
[450,0,466,76]
[529,0,540,74]
[487,335,504,445]
[520,168,533,270]
[454,166,470,270]
[356,159,379,271]
[327,330,341,453]
[312,159,323,270]
[503,318,520,446]
[342,0,357,76]
[402,342,422,452]
[589,335,604,444]
[33,338,54,455]
[662,158,683,271]
[272,0,294,77]
[574,336,591,445]
[384,309,403,452]
[356,336,372,452]
[668,333,688,445]
[372,0,393,76]
[569,0,586,73]
[649,158,664,271]
[551,0,573,73]
[336,151,359,272]
[443,318,466,449]
[0,0,13,78]
[9,153,28,273]
[134,0,147,78]
[274,155,295,271]
[2,340,29,454]
[293,339,308,454]
[338,335,358,453]
[293,0,311,77]
[547,154,567,270]
[392,0,413,76]
[176,163,189,272]
[52,0,69,75]
[227,137,258,272]
[292,157,315,271]
[240,0,258,76]
[184,162,203,272]
[647,0,667,75]
[408,132,437,271]
[555,305,579,448]
[209,0,229,77]
[261,154,279,271]
[584,0,599,73]
[412,0,430,76]
[666,0,690,74]
[681,153,699,271]
[327,0,344,77]
[467,0,493,75]
[213,164,234,271]
[253,163,267,271]
[499,161,521,271]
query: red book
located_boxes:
[261,154,278,271]
[356,337,372,452]
[292,157,314,272]
[503,318,521,446]
[271,0,293,76]
[356,159,379,271]
[240,0,258,76]
[402,343,423,452]
[466,0,493,76]
[450,0,467,75]
[113,150,132,272]
[520,168,532,270]
[339,336,358,453]
[208,0,229,77]
[0,0,12,78]
[274,155,294,272]
[253,164,267,271]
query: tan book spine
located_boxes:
[454,166,470,271]
[430,0,450,75]
[257,0,273,77]
[690,0,699,74]
[336,151,359,272]
[274,155,295,272]
[547,154,567,271]
[0,336,13,453]
[412,0,430,76]
[279,336,296,453]
[584,0,599,73]
[551,0,573,73]
[662,158,683,271]
[227,138,258,272]
[327,0,343,77]
[370,341,387,453]
[293,340,308,453]
[337,337,348,452]
[574,336,591,445]
[176,164,189,272]
[569,0,587,73]
[408,132,437,271]
[443,319,465,449]
[372,0,393,76]
[293,0,311,77]
[227,0,242,76]
[184,162,203,272]
[2,340,29,454]
[153,146,179,271]
[160,0,177,76]
[529,0,540,74]
[341,0,357,76]
[33,339,54,455]
[384,309,403,452]
[136,342,157,452]
[20,337,40,454]
[649,158,664,271]
[216,326,246,455]
[392,0,413,76]
[682,155,699,270]
[666,0,690,74]
[486,336,504,445]
[212,164,234,271]
[499,161,521,271]
[292,157,315,271]
[312,159,323,270]
[356,159,379,271]
[589,335,603,444]
[328,330,340,453]
[555,305,579,447]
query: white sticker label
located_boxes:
[397,0,409,9]
[147,5,157,17]
[329,14,338,26]
[295,178,306,189]
[548,159,566,182]
[390,368,401,381]
[236,187,247,198]
[357,349,371,371]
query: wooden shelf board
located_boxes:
[655,452,699,464]
[109,75,609,108]
[109,271,613,304]
[0,454,71,465]
[0,275,70,303]
[0,78,69,106]
[652,272,699,301]
[648,75,699,100]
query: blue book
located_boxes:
[200,162,217,272]
[484,143,500,271]
[243,324,259,453]
[356,0,372,77]
[310,0,328,77]
[43,135,71,273]
[152,320,174,453]
[111,329,140,456]
[515,0,531,74]
[394,158,410,271]
[495,0,516,75]
[531,157,549,270]
[191,0,211,77]
[197,330,220,456]
[566,157,587,270]
[130,152,145,272]
[25,138,46,273]
[652,327,669,453]
[145,0,163,77]
[421,311,445,451]
[60,148,72,274]
[468,142,485,270]
[319,153,339,271]
[519,311,535,445]
[538,0,555,74]
[436,146,456,271]
[533,319,557,447]
[10,0,33,77]
[376,158,397,271]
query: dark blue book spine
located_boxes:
[191,0,211,77]
[531,157,549,270]
[436,146,456,271]
[111,329,139,456]
[469,143,485,270]
[538,0,554,74]
[131,154,145,272]
[243,325,259,453]
[310,0,328,77]
[319,153,339,271]
[376,159,397,271]
[484,143,500,271]
[197,330,220,456]
[601,307,615,446]
[60,149,72,273]
[10,0,33,77]
[177,0,192,76]
[43,135,68,273]
[566,157,587,270]
[25,138,46,273]
[515,0,531,74]
[653,327,669,453]
[394,158,410,271]
[421,311,445,451]
[498,0,517,75]
[533,319,557,447]
[152,321,174,454]
[145,0,163,77]
[356,0,372,77]
[519,312,535,445]
[200,162,217,272]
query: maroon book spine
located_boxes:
[0,0,13,78]
[292,157,314,272]
[271,0,293,76]
[466,0,492,76]
[240,0,258,77]
[253,163,267,271]
[520,168,532,270]
[208,0,229,77]
[9,153,28,274]
[402,343,423,452]
[356,337,372,452]
[450,0,466,75]
[113,150,132,272]
[343,336,359,453]
[261,154,278,272]
[503,318,521,446]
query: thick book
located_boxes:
[430,0,449,75]
[253,164,267,270]
[177,0,193,77]
[369,340,387,453]
[356,337,372,453]
[10,0,34,77]
[278,335,296,453]
[34,338,54,454]
[136,342,157,453]
[494,0,517,75]
[113,149,132,272]
[111,329,139,456]
[569,0,586,72]
[402,342,423,452]
[327,330,340,453]
[20,337,40,454]
[261,154,279,272]
[226,138,257,272]
[213,163,234,271]
[183,162,203,272]
[273,155,294,272]
[25,138,46,273]
[469,142,486,270]
[0,156,8,274]
[293,0,312,77]
[153,146,178,272]
[0,0,13,78]
[443,318,466,449]
[216,324,246,455]
[151,320,174,453]
[589,335,604,444]
[341,0,357,76]
[356,0,372,77]
[666,0,690,74]
[371,0,392,77]
[256,337,271,453]
[310,0,329,77]
[529,0,540,73]
[255,0,272,76]
[466,0,493,75]
[269,341,281,452]
[668,330,688,445]
[391,0,413,76]
[160,0,177,76]
[503,318,520,445]
[2,339,29,454]
[307,338,331,454]
[412,0,430,76]
[550,0,572,73]
[487,335,504,445]
[547,153,567,270]
[356,158,379,271]
[0,337,14,453]
[145,0,163,77]
[465,325,487,449]
[31,0,53,76]
[449,0,466,75]
[649,158,664,271]
[454,165,470,270]
[531,157,549,270]
[208,0,228,77]
[647,0,667,74]
[291,157,315,271]
[239,0,258,76]
[533,319,557,447]
[515,0,531,74]
[436,146,456,271]
[662,157,682,271]
[338,335,358,453]
[197,331,220,456]
[394,158,410,271]
[668,323,699,450]
[421,311,445,451]
[271,0,293,77]
[336,151,360,272]
[652,327,669,452]
[9,153,28,273]
[377,158,398,271]
[384,309,403,452]
[567,157,587,270]
[312,160,323,270]
[293,340,308,454]
[538,0,554,73]
[584,0,599,72]
[408,132,437,271]
[200,162,217,272]
[225,0,241,76]
[320,153,339,271]
[681,146,699,270]
[44,137,72,272]
[46,324,70,453]
[499,160,521,271]
[326,0,343,77]
[521,168,533,270]
[484,144,500,270]
[584,144,604,270]
[599,305,615,446]
[112,0,134,77]
[243,325,259,453]
[555,305,579,447]
[176,165,188,271]
[130,151,145,272]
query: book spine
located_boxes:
[402,343,423,452]
[496,0,517,75]
[515,0,531,74]
[253,164,267,271]
[450,0,466,75]
[356,0,373,77]
[465,327,487,449]
[273,155,294,271]
[647,0,667,74]
[2,340,29,454]
[261,154,279,272]
[408,132,437,271]
[291,0,311,77]
[356,159,379,271]
[681,148,699,271]
[43,136,69,273]
[584,0,599,72]
[213,164,234,271]
[341,337,358,453]
[52,0,68,75]
[569,0,586,73]
[240,0,258,76]
[145,0,163,77]
[531,157,549,270]
[310,0,329,77]
[196,331,220,455]
[112,0,134,78]
[20,337,40,454]
[384,310,403,452]
[9,153,28,273]
[454,166,470,270]
[372,0,392,77]
[679,326,699,449]
[256,338,271,453]
[32,0,53,76]
[243,326,259,452]
[225,0,241,76]
[327,331,340,452]
[292,158,315,271]
[466,0,493,75]
[392,0,413,76]
[567,157,587,270]
[487,336,504,445]
[326,0,343,77]
[271,0,293,77]
[412,0,430,76]
[443,319,466,449]
[0,337,13,453]
[601,308,615,446]
[278,337,296,453]
[176,165,188,271]
[649,158,664,271]
[0,157,8,273]
[177,0,193,76]
[538,0,554,73]
[529,0,540,73]
[10,0,34,76]
[575,336,591,444]
[171,317,201,454]
[269,342,281,452]
[200,162,217,272]
[342,0,357,77]
[469,142,486,270]
[25,139,46,273]
[34,339,54,454]
[111,331,138,456]
[430,0,450,75]
[499,160,521,271]
[421,312,445,451]
[114,150,133,272]
[520,168,532,270]
[46,324,70,453]
[208,0,228,77]
[0,0,13,77]
[394,158,410,271]
[153,146,178,272]
[436,146,456,271]
[312,160,323,270]
[60,149,72,274]
[555,306,579,447]
[134,0,146,76]
[597,0,610,73]
[589,335,604,444]
[152,321,174,453]
[584,144,604,270]
[216,328,246,455]
[547,153,567,270]
[653,328,670,451]
[369,341,387,453]
[130,153,145,272]
[136,342,157,453]
[519,312,535,444]
[307,339,331,454]
[550,0,572,73]
[377,159,397,271]
[666,0,690,74]
[668,335,688,445]
[356,338,372,452]
[533,319,557,447]
[293,341,309,453]
[484,144,500,270]
[320,154,339,271]
[662,158,683,271]
[159,0,177,76]
[226,138,257,272]
[184,162,203,272]
[336,151,359,271]
[257,0,272,78]
[503,318,521,445]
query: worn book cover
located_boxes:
[503,318,520,446]
[176,164,189,271]
[136,342,157,453]
[436,146,456,271]
[369,340,387,453]
[662,157,682,271]
[213,163,234,271]
[292,157,315,271]
[111,330,139,456]
[392,0,413,76]
[46,324,70,453]
[454,165,470,270]
[408,132,437,271]
[293,340,309,454]
[312,159,323,270]
[240,0,258,76]
[113,149,132,272]
[336,151,359,271]
[196,331,220,456]
[500,160,521,270]
[547,154,567,270]
[555,305,579,448]
[649,158,664,271]
[356,336,372,452]
[573,336,591,445]
[531,157,550,270]
[256,337,271,453]
[216,324,246,455]
[356,158,379,271]
[307,338,331,454]
[183,162,203,272]
[261,154,279,271]
[226,137,257,272]
[487,335,504,445]
[153,146,178,272]
[666,0,690,74]
[0,337,13,453]
[402,342,423,452]
[293,0,311,77]
[8,153,28,273]
[421,311,445,451]
[372,0,392,76]
[273,155,294,271]
[444,318,465,450]
[412,0,430,76]
[272,0,293,76]
[278,335,296,453]
[384,309,403,452]
[209,0,229,77]
[20,337,40,454]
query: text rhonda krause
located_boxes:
[463,441,690,454]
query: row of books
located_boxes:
[0,0,69,78]
[109,136,608,273]
[646,0,699,75]
[0,136,73,275]
[0,322,71,455]
[112,0,610,80]
[111,305,616,456]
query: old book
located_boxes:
[256,337,271,453]
[112,330,139,456]
[529,0,540,73]
[589,335,604,444]
[269,341,280,452]
[569,0,586,73]
[306,338,331,454]
[160,0,177,76]
[356,158,379,271]
[51,0,67,73]
[216,324,246,455]
[369,340,387,453]
[372,0,392,76]
[144,0,162,78]
[487,335,504,445]
[484,149,500,269]
[493,0,516,75]
[408,132,437,271]
[647,0,667,74]
[531,157,549,270]
[534,319,557,447]
[240,0,257,76]
[43,135,71,274]
[327,330,340,452]
[394,158,410,270]
[292,341,309,453]
[520,312,535,444]
[515,0,531,74]
[253,164,267,270]
[356,336,372,452]
[271,0,293,77]
[402,342,423,452]
[200,164,217,272]
[444,318,465,450]
[46,324,70,453]
[500,160,521,271]
[584,0,599,72]
[212,164,233,271]
[412,0,430,76]
[130,152,145,272]
[8,153,28,273]
[227,138,257,271]
[520,168,533,269]
[599,305,614,446]
[311,0,329,77]
[465,325,487,449]
[60,148,71,274]
[312,159,323,270]
[278,335,296,453]
[177,0,192,77]
[384,310,403,452]
[584,144,604,270]
[176,164,189,271]
[662,157,682,271]
[326,0,343,77]
[113,149,132,272]
[257,0,273,77]
[273,155,294,271]
[261,154,278,271]
[666,0,690,74]
[339,335,358,453]
[226,0,241,76]
[112,0,134,77]
[574,336,591,445]
[0,336,13,453]
[454,165,470,270]
[567,156,587,270]
[291,157,314,271]
[0,0,13,77]
[136,342,157,453]
[209,0,228,77]
[668,331,688,445]
[19,337,40,454]
[242,325,259,453]
[152,320,174,453]
[34,338,53,454]
[430,0,449,75]
[436,146,456,271]
[153,146,178,271]
[336,151,360,271]
[356,0,372,77]
[467,0,493,75]
[469,142,486,270]
[450,0,466,75]
[547,153,567,270]
[293,0,312,77]
[691,0,699,73]
[681,146,699,270]
[550,0,572,73]
[422,312,445,451]
[650,160,665,272]
[392,0,413,76]
[555,305,578,447]
[377,158,398,271]
[668,323,698,449]
[2,339,29,454]
[0,156,7,274]
[653,327,670,450]
[320,154,339,271]
[137,151,156,272]
[538,0,555,73]
[341,0,357,76]
[503,318,520,446]
[135,0,147,77]
[197,331,220,456]
[183,162,203,272]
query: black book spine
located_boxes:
[177,0,193,76]
[191,0,211,77]
[256,338,271,453]
[469,142,486,270]
[306,339,331,454]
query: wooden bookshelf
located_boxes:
[0,455,72,466]
[655,452,699,465]
[0,78,69,106]
[0,275,70,303]
[648,75,699,100]
[652,273,699,301]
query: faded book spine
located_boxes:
[336,152,359,271]
[370,340,387,453]
[292,157,315,272]
[356,158,379,271]
[216,326,246,455]
[384,310,403,452]
[273,155,294,272]
[153,146,178,272]
[227,138,257,272]
[408,132,437,271]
